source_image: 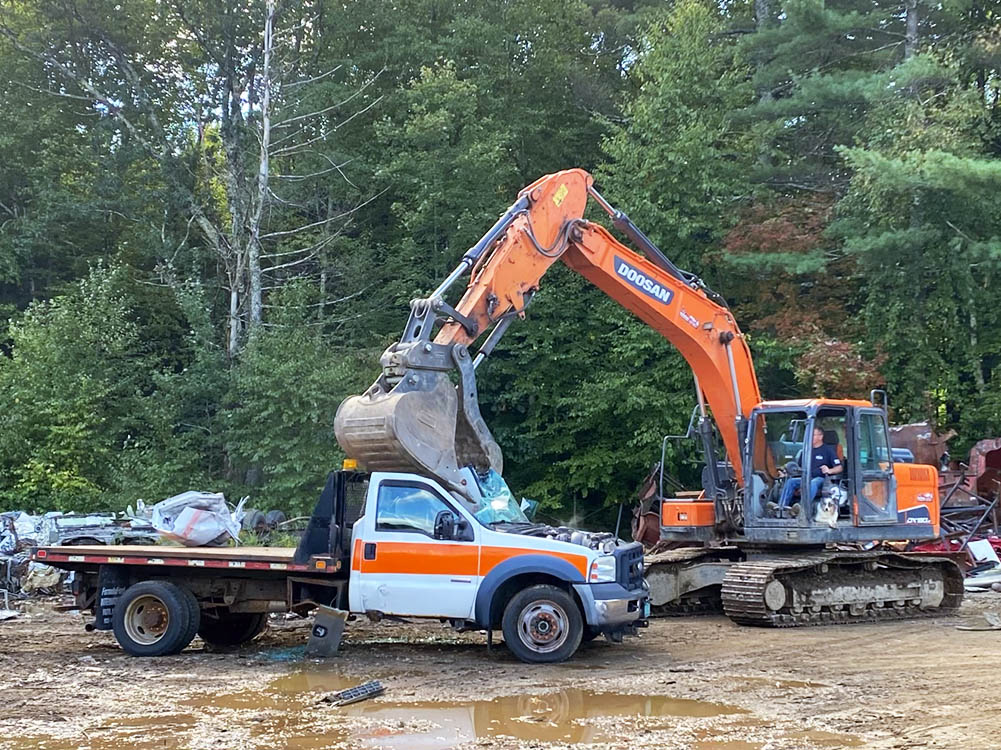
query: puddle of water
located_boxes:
[24,667,744,750]
[335,690,741,749]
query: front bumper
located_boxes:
[574,582,649,630]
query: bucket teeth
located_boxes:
[335,374,459,478]
[334,344,502,493]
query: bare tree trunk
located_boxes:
[229,283,240,358]
[754,0,771,31]
[904,0,918,59]
[248,0,275,331]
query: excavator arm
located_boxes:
[335,168,761,496]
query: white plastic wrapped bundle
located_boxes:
[151,491,247,546]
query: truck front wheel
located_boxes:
[112,581,197,657]
[501,584,583,664]
[198,611,269,647]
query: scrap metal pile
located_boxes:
[909,463,1001,592]
[0,492,263,602]
[1,510,159,599]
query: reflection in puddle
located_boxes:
[338,689,741,749]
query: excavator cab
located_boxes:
[738,399,940,545]
[658,398,942,547]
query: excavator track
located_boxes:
[721,552,964,627]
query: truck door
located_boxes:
[854,409,897,524]
[349,475,480,619]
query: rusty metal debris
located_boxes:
[322,680,385,706]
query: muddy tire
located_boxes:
[501,584,583,664]
[264,509,287,529]
[197,612,269,647]
[178,586,202,648]
[112,581,196,657]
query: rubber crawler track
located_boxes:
[721,552,964,627]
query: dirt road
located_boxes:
[2,595,999,750]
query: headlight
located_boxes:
[589,555,617,583]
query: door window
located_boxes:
[856,411,895,522]
[858,413,892,472]
[376,484,452,537]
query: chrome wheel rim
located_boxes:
[517,599,570,654]
[123,595,170,645]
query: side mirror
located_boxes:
[433,510,456,540]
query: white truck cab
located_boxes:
[347,470,649,662]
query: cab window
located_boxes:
[376,483,452,536]
[858,413,892,471]
[752,410,808,477]
[814,407,848,476]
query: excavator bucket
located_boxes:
[334,341,502,494]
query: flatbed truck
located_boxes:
[32,469,649,663]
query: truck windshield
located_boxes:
[471,469,531,525]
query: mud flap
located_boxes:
[94,565,129,631]
[305,606,349,657]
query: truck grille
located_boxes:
[615,543,644,589]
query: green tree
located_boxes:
[834,54,1001,438]
[600,0,755,269]
[223,283,371,513]
[0,266,155,510]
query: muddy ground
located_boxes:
[2,594,1000,750]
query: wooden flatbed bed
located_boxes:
[33,543,340,574]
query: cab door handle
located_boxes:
[364,542,376,560]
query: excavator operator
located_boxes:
[773,427,842,515]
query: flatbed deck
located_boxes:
[33,544,340,574]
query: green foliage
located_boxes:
[480,267,700,518]
[833,52,1001,434]
[600,0,755,265]
[2,0,1001,525]
[223,283,372,514]
[0,266,150,510]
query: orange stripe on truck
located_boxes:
[478,545,588,578]
[351,539,588,578]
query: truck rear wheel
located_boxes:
[501,584,583,664]
[178,586,202,648]
[112,581,197,657]
[198,611,269,647]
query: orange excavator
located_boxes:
[335,168,962,626]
